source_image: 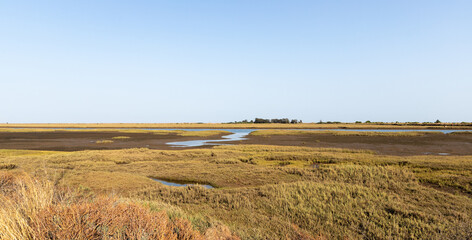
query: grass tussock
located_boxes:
[0,172,239,240]
[95,140,114,144]
[111,136,131,140]
[0,164,17,170]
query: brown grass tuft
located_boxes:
[0,172,239,240]
[95,140,114,144]
[0,164,17,170]
[31,197,203,239]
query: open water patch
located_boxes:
[151,178,214,189]
[423,152,452,156]
[166,129,253,147]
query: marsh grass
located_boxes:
[96,140,114,144]
[2,146,472,239]
[112,136,131,140]
[136,166,472,239]
[0,172,239,240]
[0,164,17,170]
[0,149,57,158]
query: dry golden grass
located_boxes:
[0,172,53,239]
[0,149,57,158]
[135,164,472,239]
[112,136,131,140]
[0,172,239,240]
[95,140,114,144]
[32,198,204,239]
[2,145,472,239]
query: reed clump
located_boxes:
[112,136,131,140]
[0,163,17,170]
[0,172,239,240]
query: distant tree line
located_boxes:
[317,120,342,124]
[352,120,472,126]
[228,118,303,124]
[226,119,472,126]
[255,118,303,124]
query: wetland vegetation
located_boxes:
[1,128,472,239]
[3,0,470,239]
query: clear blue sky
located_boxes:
[1,1,471,123]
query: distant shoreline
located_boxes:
[0,123,471,130]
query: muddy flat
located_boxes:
[241,133,472,155]
[1,130,472,156]
[0,131,226,151]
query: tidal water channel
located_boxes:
[163,128,472,147]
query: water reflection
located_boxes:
[166,129,253,147]
[151,178,214,189]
